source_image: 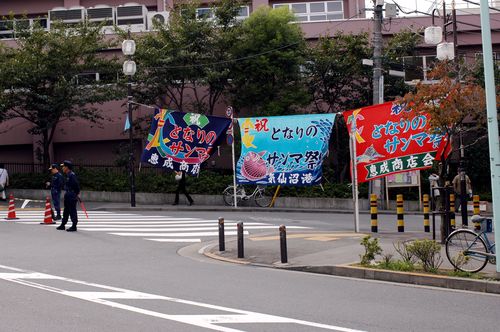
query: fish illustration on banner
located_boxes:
[236,114,335,186]
[343,102,449,183]
[141,109,231,175]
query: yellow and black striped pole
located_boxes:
[473,195,481,230]
[370,194,378,233]
[449,193,456,230]
[423,194,430,232]
[397,194,404,232]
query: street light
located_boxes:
[122,34,136,207]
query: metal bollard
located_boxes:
[218,217,225,252]
[279,225,288,263]
[423,194,430,233]
[237,221,244,258]
[370,194,378,233]
[473,195,481,231]
[397,194,404,232]
[449,194,456,230]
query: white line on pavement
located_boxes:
[0,264,366,332]
[109,231,250,237]
[79,226,309,232]
[145,238,202,243]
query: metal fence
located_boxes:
[3,162,231,176]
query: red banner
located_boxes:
[343,102,449,183]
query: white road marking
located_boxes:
[17,220,237,225]
[110,231,250,237]
[0,264,365,332]
[75,222,267,228]
[79,226,308,232]
[146,238,202,243]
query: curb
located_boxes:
[201,243,500,295]
[90,205,429,215]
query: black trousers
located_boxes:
[175,182,193,204]
[61,197,78,227]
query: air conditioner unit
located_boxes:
[87,5,115,30]
[49,6,86,26]
[147,11,169,30]
[116,3,147,32]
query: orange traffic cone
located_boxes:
[40,197,55,225]
[5,194,19,220]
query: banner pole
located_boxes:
[349,127,360,233]
[231,114,238,208]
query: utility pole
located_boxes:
[372,0,384,105]
[371,0,384,202]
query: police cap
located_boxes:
[48,163,59,171]
[60,160,73,170]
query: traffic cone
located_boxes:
[40,197,55,225]
[5,194,19,220]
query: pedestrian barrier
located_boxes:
[473,195,481,231]
[449,193,456,230]
[370,194,378,233]
[423,194,430,233]
[5,194,19,220]
[279,225,288,264]
[397,194,404,232]
[218,217,225,252]
[237,222,244,258]
[40,197,56,225]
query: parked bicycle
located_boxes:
[445,215,496,273]
[223,185,272,208]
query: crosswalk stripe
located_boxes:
[16,220,240,225]
[110,231,250,237]
[15,218,205,223]
[80,226,308,232]
[145,239,202,243]
[76,222,267,228]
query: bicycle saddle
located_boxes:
[471,215,487,223]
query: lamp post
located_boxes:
[122,33,136,207]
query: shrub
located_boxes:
[393,241,416,264]
[406,239,443,273]
[360,235,382,266]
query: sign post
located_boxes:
[226,106,237,208]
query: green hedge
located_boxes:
[10,168,368,198]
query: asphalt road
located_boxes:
[1,209,499,331]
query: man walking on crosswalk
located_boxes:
[56,161,80,232]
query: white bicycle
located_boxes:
[223,185,272,208]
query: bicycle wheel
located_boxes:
[223,186,243,206]
[446,229,488,273]
[254,186,272,208]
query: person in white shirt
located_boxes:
[0,164,9,201]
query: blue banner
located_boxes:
[236,114,335,186]
[141,109,231,176]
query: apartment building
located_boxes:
[0,0,498,165]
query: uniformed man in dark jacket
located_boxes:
[56,160,80,232]
[47,163,64,220]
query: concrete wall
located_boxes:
[7,188,472,212]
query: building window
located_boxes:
[195,6,250,21]
[274,1,344,23]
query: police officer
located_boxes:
[47,163,64,220]
[56,160,80,232]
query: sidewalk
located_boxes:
[202,228,500,294]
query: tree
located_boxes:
[0,20,121,167]
[306,32,372,114]
[227,6,309,116]
[133,0,242,115]
[399,60,486,181]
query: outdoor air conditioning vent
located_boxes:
[116,4,147,32]
[49,8,85,23]
[87,7,113,20]
[117,5,144,17]
[147,11,169,30]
